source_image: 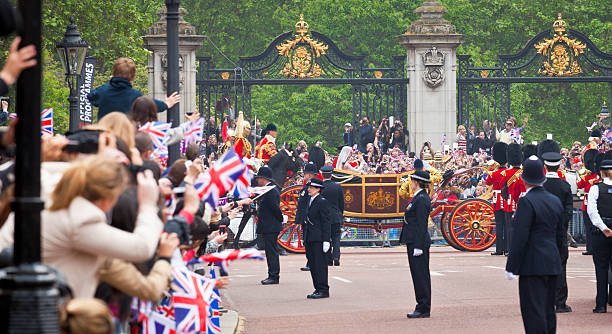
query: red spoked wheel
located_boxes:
[447,199,496,252]
[277,185,305,253]
[440,212,463,251]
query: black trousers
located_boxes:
[305,241,329,293]
[519,275,557,334]
[233,209,253,248]
[494,209,507,253]
[555,243,569,307]
[505,211,514,252]
[583,210,593,252]
[327,224,342,262]
[591,231,612,309]
[262,233,280,280]
[407,244,431,313]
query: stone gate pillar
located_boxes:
[397,0,463,153]
[143,6,204,123]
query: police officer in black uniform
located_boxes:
[505,155,565,333]
[255,166,284,285]
[303,178,332,299]
[297,162,319,271]
[321,166,344,266]
[586,154,612,313]
[400,170,432,319]
[542,151,574,313]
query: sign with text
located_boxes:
[77,57,96,126]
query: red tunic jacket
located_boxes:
[486,167,506,211]
[505,168,525,212]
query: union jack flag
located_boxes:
[184,118,205,146]
[185,248,264,271]
[194,147,246,209]
[172,266,216,334]
[603,129,612,144]
[231,166,254,199]
[8,113,17,120]
[139,121,172,158]
[41,108,53,137]
[207,268,221,334]
[509,128,523,144]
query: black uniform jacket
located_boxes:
[295,184,310,226]
[543,177,573,231]
[256,184,283,234]
[399,189,432,249]
[322,180,344,225]
[303,195,332,243]
[505,187,564,276]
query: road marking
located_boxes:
[332,276,352,283]
[231,275,256,278]
[483,265,505,270]
[430,271,445,276]
[590,280,597,283]
[566,276,575,279]
[438,270,461,273]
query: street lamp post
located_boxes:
[0,0,60,332]
[166,0,180,163]
[56,17,88,132]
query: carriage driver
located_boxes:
[400,170,433,319]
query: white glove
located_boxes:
[505,271,518,280]
[413,248,423,257]
[323,242,330,253]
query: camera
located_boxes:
[62,129,103,154]
[0,96,9,110]
[0,0,21,37]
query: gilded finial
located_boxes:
[296,13,309,36]
[553,13,566,35]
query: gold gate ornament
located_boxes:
[277,14,328,78]
[534,14,586,77]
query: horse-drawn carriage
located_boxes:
[276,167,497,253]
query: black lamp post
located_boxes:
[56,17,88,132]
[166,0,180,163]
[0,1,59,333]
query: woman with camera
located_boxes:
[399,170,432,319]
[587,156,612,313]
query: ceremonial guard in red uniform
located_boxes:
[505,143,525,251]
[487,142,508,255]
[578,149,601,255]
[255,123,278,164]
[233,112,252,160]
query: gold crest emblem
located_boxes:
[277,14,328,78]
[534,14,585,77]
[366,188,395,210]
[344,190,354,204]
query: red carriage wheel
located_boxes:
[277,185,305,253]
[447,199,496,252]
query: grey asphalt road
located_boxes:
[221,246,612,334]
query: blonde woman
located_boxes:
[456,125,467,152]
[0,155,163,297]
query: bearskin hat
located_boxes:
[603,150,612,161]
[507,143,523,166]
[594,152,605,174]
[521,144,537,162]
[308,146,326,171]
[492,142,508,165]
[537,139,561,158]
[583,149,599,172]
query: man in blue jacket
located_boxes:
[88,57,180,120]
[506,155,565,334]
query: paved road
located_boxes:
[221,246,612,334]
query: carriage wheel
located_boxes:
[277,185,305,253]
[447,199,496,252]
[440,212,463,251]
